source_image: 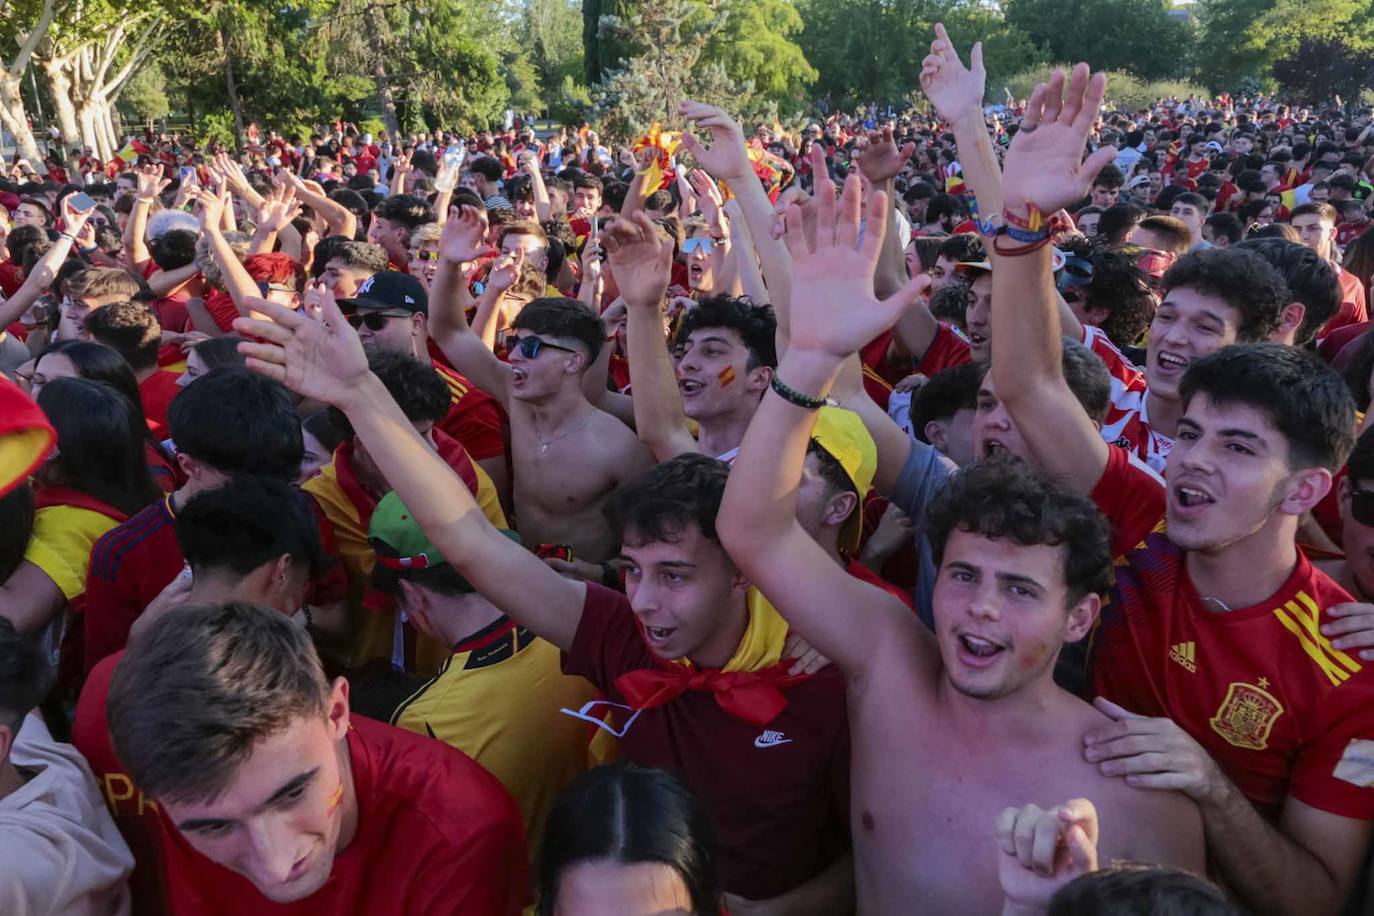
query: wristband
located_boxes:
[1003,204,1045,232]
[59,232,77,242]
[771,375,835,410]
[992,234,1053,258]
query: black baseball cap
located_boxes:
[338,271,428,314]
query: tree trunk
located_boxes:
[0,72,42,162]
[363,1,400,139]
[41,58,81,147]
[92,100,115,160]
[217,25,245,150]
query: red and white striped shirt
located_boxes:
[1080,326,1173,474]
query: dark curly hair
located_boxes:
[927,457,1113,605]
[675,296,778,369]
[1234,237,1339,345]
[1161,247,1288,343]
[936,233,984,264]
[1087,248,1156,349]
[1181,343,1355,472]
[604,453,728,548]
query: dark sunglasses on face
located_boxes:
[507,334,576,359]
[1351,486,1374,527]
[412,249,439,262]
[347,311,410,330]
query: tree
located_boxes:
[592,0,743,138]
[1273,37,1374,108]
[708,0,815,109]
[525,0,583,101]
[1003,0,1192,82]
[1193,0,1374,91]
[0,0,57,162]
[583,0,631,86]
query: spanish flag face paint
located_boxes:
[325,780,344,814]
[717,366,736,388]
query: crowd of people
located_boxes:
[3,22,1374,915]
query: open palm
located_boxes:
[920,23,985,120]
[233,285,370,407]
[1002,65,1116,216]
[678,100,751,182]
[783,147,926,360]
[439,204,488,264]
[601,212,671,309]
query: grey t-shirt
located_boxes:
[887,435,956,629]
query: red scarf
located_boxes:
[616,660,808,726]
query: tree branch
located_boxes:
[5,0,58,79]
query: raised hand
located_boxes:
[600,211,672,310]
[920,22,987,121]
[196,185,227,232]
[439,204,489,264]
[135,164,169,201]
[232,281,370,406]
[1002,64,1116,217]
[687,168,726,230]
[996,799,1099,911]
[486,250,522,295]
[855,127,916,185]
[780,145,928,360]
[257,184,302,233]
[678,100,752,182]
[60,194,96,241]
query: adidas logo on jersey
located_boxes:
[1169,641,1197,673]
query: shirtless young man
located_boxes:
[715,137,1205,916]
[427,205,653,562]
[987,62,1374,916]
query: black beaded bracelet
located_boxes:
[770,375,834,410]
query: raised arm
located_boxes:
[604,215,700,461]
[212,152,266,214]
[716,164,928,677]
[233,291,583,651]
[283,172,357,240]
[0,199,92,329]
[991,65,1117,494]
[124,165,166,273]
[520,152,552,223]
[679,102,793,319]
[197,189,261,315]
[427,205,513,407]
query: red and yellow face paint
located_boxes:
[717,366,736,388]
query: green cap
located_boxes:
[369,491,519,579]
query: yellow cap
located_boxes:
[810,406,877,553]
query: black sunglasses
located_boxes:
[347,311,410,331]
[507,334,576,359]
[1352,486,1374,527]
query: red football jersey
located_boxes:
[432,360,506,462]
[1091,449,1374,819]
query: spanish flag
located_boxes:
[632,123,680,196]
[0,378,54,498]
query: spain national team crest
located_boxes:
[1209,681,1284,750]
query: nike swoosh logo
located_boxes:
[754,736,793,748]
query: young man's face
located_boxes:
[14,202,47,228]
[1165,394,1312,554]
[161,681,352,904]
[354,309,421,356]
[368,217,408,262]
[1146,286,1240,402]
[928,254,962,289]
[572,186,600,219]
[962,272,992,363]
[407,242,439,290]
[972,372,1031,463]
[507,329,583,402]
[1090,183,1119,208]
[1170,202,1205,238]
[674,326,764,423]
[1340,476,1374,598]
[933,529,1094,700]
[1077,211,1101,238]
[682,230,721,292]
[1292,213,1335,258]
[620,522,748,663]
[321,259,374,299]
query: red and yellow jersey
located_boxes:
[1091,449,1374,819]
[304,432,507,675]
[432,360,506,463]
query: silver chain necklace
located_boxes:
[535,412,594,453]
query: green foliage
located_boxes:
[592,0,744,137]
[194,110,238,147]
[798,0,1041,108]
[118,60,170,124]
[707,0,816,109]
[525,0,585,99]
[1272,37,1374,107]
[1003,0,1192,81]
[549,73,592,127]
[1005,65,1208,113]
[1193,0,1374,91]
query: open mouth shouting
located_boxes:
[1153,350,1189,378]
[1172,479,1217,514]
[955,632,1006,668]
[678,377,706,398]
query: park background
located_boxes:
[1,0,1372,160]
